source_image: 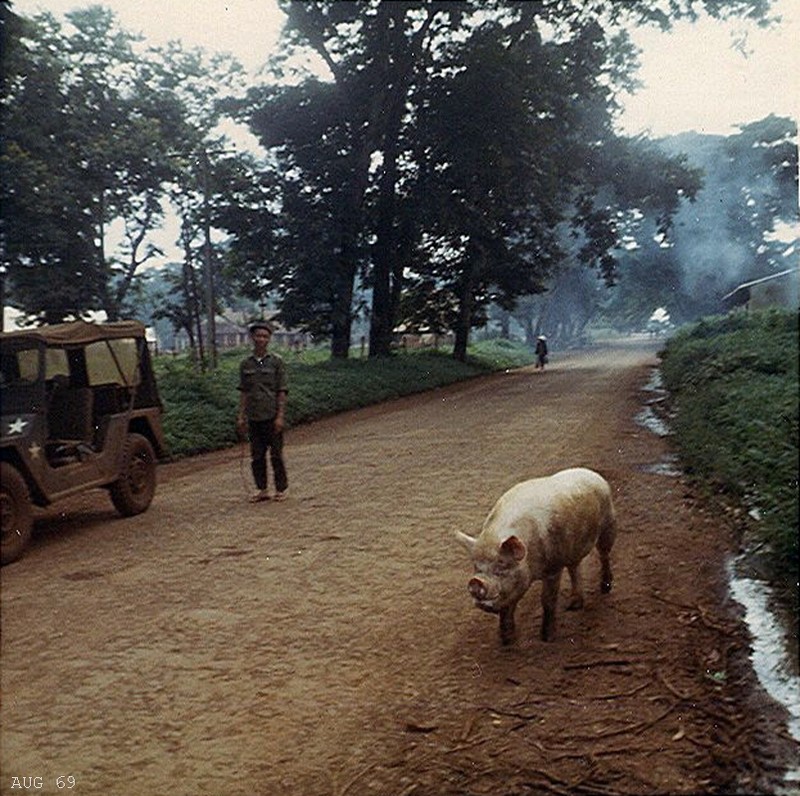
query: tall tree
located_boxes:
[226,0,775,358]
[252,3,437,356]
[2,7,101,322]
[1,5,244,327]
[720,115,799,275]
[230,1,467,357]
[408,19,619,360]
[602,117,798,325]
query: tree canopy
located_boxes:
[2,0,789,363]
[598,115,798,332]
[223,0,772,359]
[1,2,245,333]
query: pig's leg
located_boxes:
[566,563,584,610]
[597,519,615,594]
[499,603,517,646]
[540,568,563,641]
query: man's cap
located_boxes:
[249,320,273,333]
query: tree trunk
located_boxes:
[330,259,356,359]
[453,243,484,362]
[183,245,205,371]
[524,315,535,347]
[329,110,376,359]
[453,319,470,362]
[499,309,511,338]
[368,8,435,358]
[534,297,551,340]
[369,139,399,358]
[97,190,118,321]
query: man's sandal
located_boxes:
[249,491,270,503]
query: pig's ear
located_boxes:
[500,535,527,561]
[454,531,477,551]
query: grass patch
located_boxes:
[659,309,798,601]
[155,338,533,457]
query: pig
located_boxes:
[455,467,615,644]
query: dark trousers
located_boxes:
[248,419,288,492]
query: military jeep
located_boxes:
[1,320,167,564]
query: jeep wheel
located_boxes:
[110,433,157,516]
[1,463,34,565]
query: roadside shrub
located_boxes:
[156,358,240,455]
[154,340,534,456]
[660,309,799,592]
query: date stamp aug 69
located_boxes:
[7,776,77,791]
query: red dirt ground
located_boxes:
[2,339,797,796]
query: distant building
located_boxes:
[214,313,250,349]
[393,325,454,350]
[171,311,311,353]
[721,268,799,313]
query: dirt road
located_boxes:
[1,340,796,796]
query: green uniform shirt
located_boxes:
[238,353,287,422]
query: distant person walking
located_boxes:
[236,321,289,503]
[535,335,549,372]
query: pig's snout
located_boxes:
[468,576,488,600]
[468,576,499,612]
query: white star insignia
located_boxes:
[7,417,29,435]
[29,442,42,460]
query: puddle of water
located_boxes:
[636,367,673,438]
[727,559,800,793]
[639,366,800,791]
[637,456,682,477]
[635,405,672,437]
[641,369,665,392]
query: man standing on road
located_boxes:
[535,335,549,372]
[237,321,289,503]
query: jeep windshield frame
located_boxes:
[1,320,162,411]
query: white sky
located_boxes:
[620,0,799,136]
[10,0,799,138]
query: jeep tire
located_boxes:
[1,463,34,565]
[110,433,157,516]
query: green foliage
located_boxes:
[229,2,718,360]
[155,340,534,456]
[597,117,798,333]
[155,358,241,455]
[660,310,799,585]
[2,5,248,323]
